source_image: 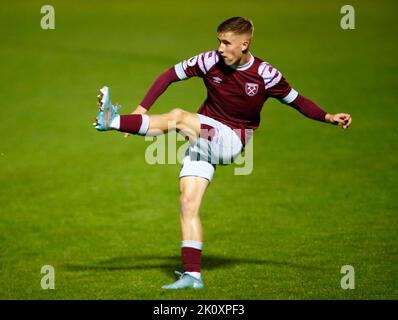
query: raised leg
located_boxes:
[146,108,201,143]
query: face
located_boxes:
[217,31,250,66]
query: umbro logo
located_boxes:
[212,77,222,84]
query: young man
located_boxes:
[93,17,352,289]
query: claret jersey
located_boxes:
[174,50,299,134]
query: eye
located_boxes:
[218,40,230,46]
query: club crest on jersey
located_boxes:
[245,83,259,96]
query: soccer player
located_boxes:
[93,17,352,289]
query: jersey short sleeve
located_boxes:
[174,50,219,80]
[258,62,298,104]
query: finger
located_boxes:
[340,115,352,126]
[342,115,350,122]
[335,117,345,125]
[341,117,351,128]
[343,117,352,128]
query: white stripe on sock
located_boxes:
[186,271,201,280]
[138,114,150,135]
[181,240,203,250]
[110,115,120,130]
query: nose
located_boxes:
[218,43,224,54]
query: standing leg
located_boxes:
[162,176,210,289]
[179,176,209,278]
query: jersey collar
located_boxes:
[230,53,254,71]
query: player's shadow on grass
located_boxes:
[65,254,324,277]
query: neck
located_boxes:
[238,51,251,66]
[230,51,253,71]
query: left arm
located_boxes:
[262,68,352,129]
[289,94,352,129]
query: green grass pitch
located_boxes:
[0,0,397,299]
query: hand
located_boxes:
[325,113,352,129]
[124,105,148,138]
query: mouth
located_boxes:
[221,57,234,65]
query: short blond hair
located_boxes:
[217,17,254,38]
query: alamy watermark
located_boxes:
[340,265,355,289]
[340,5,355,30]
[41,265,55,289]
[40,5,55,30]
[143,123,254,175]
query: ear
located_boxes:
[241,40,250,52]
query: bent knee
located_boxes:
[168,108,186,123]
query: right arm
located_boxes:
[133,52,210,113]
[124,67,181,137]
[129,67,181,114]
[138,67,181,111]
[125,52,209,137]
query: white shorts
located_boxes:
[179,114,243,182]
